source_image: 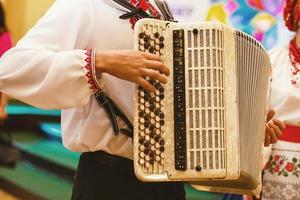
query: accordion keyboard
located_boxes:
[136,24,167,174]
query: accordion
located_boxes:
[133,19,271,195]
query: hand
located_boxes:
[95,50,170,93]
[264,110,285,147]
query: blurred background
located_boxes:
[0,0,294,200]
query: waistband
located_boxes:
[279,124,300,143]
[81,151,134,175]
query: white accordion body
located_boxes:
[133,19,271,195]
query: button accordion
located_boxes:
[133,19,271,195]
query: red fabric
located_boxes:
[0,31,13,57]
[279,124,300,143]
[129,0,161,28]
[284,0,300,31]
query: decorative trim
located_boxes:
[84,49,102,94]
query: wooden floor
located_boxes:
[0,189,18,200]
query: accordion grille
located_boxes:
[186,28,226,172]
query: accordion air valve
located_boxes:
[133,19,271,195]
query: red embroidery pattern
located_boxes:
[129,0,161,28]
[264,154,300,177]
[84,49,100,93]
[289,39,300,88]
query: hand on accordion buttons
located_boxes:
[95,50,170,93]
[264,110,286,147]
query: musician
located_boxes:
[261,1,300,199]
[0,0,284,199]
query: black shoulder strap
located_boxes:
[112,0,152,19]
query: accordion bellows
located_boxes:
[133,19,271,195]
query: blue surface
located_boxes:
[7,104,60,116]
[39,123,62,139]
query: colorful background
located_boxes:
[167,0,294,50]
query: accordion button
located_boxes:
[159,113,164,119]
[145,128,150,135]
[139,91,145,97]
[139,124,145,131]
[150,112,155,118]
[150,41,155,46]
[139,132,145,137]
[195,165,202,172]
[150,34,155,40]
[139,159,145,165]
[149,98,155,104]
[159,36,164,42]
[139,39,145,45]
[155,156,161,162]
[159,87,164,93]
[160,146,165,152]
[155,123,160,129]
[155,116,159,122]
[139,45,145,51]
[139,145,145,151]
[139,32,145,38]
[139,152,145,158]
[159,94,165,100]
[138,138,144,144]
[149,159,154,165]
[159,139,165,145]
[145,102,150,108]
[149,47,155,53]
[144,162,150,168]
[149,151,155,158]
[149,125,155,131]
[155,45,160,51]
[145,108,150,114]
[144,142,150,148]
[155,143,160,148]
[139,105,145,110]
[139,118,145,124]
[145,135,150,141]
[160,120,165,126]
[150,139,155,145]
[159,43,165,48]
[150,145,156,151]
[149,132,155,138]
[155,129,160,135]
[154,32,160,38]
[155,149,161,155]
[155,39,160,44]
[154,136,160,142]
[139,98,145,104]
[145,155,150,161]
[193,29,199,35]
[144,36,150,43]
[144,42,150,49]
[144,148,150,155]
[145,30,150,36]
[150,119,155,124]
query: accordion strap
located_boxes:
[94,91,133,138]
[112,0,152,19]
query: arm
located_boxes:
[0,0,94,109]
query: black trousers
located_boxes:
[71,151,186,200]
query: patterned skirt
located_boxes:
[262,125,300,200]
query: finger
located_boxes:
[144,69,168,84]
[268,122,282,138]
[267,126,278,144]
[136,77,157,93]
[273,119,286,130]
[267,110,275,122]
[145,60,170,76]
[264,134,271,147]
[143,52,163,62]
